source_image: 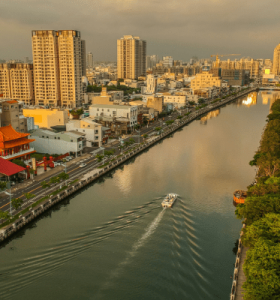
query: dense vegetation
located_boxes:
[235,99,280,300]
[87,84,140,96]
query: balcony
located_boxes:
[2,148,35,160]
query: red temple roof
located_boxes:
[0,125,29,142]
[0,157,25,176]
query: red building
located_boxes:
[0,125,35,161]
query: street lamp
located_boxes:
[99,147,105,165]
[135,130,140,143]
[61,160,68,186]
[4,180,12,215]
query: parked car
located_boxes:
[66,156,73,160]
[79,163,87,168]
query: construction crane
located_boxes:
[211,54,241,62]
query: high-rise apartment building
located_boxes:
[117,35,146,80]
[87,52,93,69]
[32,30,61,107]
[0,64,11,98]
[273,43,280,76]
[32,30,84,108]
[81,40,86,76]
[146,74,157,94]
[0,63,34,105]
[162,56,173,68]
[146,55,159,69]
[57,30,83,108]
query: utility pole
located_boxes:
[4,179,12,215]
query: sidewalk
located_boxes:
[235,246,249,300]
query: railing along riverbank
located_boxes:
[0,87,256,243]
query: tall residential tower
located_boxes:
[87,52,93,69]
[0,63,34,105]
[273,43,280,76]
[117,35,146,80]
[32,30,60,107]
[32,30,84,108]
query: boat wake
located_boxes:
[0,200,161,299]
[99,208,166,293]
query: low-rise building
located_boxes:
[29,129,86,156]
[221,69,249,86]
[94,116,130,135]
[191,72,222,91]
[22,108,68,129]
[89,104,138,129]
[66,117,103,147]
[163,94,187,108]
[146,95,164,113]
[1,100,30,133]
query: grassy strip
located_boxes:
[51,185,68,196]
[31,196,49,208]
[70,179,79,185]
[98,162,109,169]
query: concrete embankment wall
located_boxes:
[0,88,256,244]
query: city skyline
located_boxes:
[0,0,280,61]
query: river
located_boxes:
[0,91,278,300]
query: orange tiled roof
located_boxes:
[0,125,29,142]
[6,100,18,104]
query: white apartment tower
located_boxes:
[117,35,146,80]
[273,43,280,76]
[32,30,84,108]
[146,74,157,94]
[87,52,93,68]
[163,56,174,68]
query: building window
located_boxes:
[58,137,60,140]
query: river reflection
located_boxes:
[0,92,276,300]
[241,92,257,107]
[200,109,220,125]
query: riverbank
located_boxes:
[232,96,280,300]
[0,87,257,243]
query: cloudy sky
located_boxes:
[1,0,280,62]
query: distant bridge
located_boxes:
[258,86,280,91]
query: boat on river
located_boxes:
[162,193,177,208]
[233,190,247,204]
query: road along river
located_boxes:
[0,90,278,300]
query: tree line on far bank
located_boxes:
[235,99,280,300]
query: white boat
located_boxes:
[161,193,177,208]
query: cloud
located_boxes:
[0,0,279,61]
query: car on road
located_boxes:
[79,163,87,168]
[66,156,73,160]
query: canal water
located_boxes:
[0,91,278,300]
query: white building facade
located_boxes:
[66,117,103,147]
[89,104,138,127]
[163,94,187,108]
[146,74,157,94]
[29,129,86,156]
